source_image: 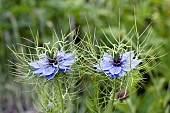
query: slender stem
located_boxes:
[57,79,64,113]
[104,79,117,113]
[111,79,117,111]
[112,79,117,104]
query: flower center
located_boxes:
[49,58,58,65]
[113,59,123,66]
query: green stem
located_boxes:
[111,79,117,111]
[104,79,117,113]
[112,79,117,103]
[57,79,64,113]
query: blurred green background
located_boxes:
[0,0,169,113]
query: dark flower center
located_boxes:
[112,52,123,66]
[113,59,123,66]
[49,58,58,65]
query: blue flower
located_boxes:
[28,50,75,80]
[94,51,142,78]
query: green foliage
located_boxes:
[0,0,170,113]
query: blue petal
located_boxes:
[37,58,49,65]
[104,70,110,74]
[96,68,102,72]
[121,51,134,61]
[122,64,131,72]
[59,65,67,69]
[28,58,49,68]
[60,68,72,72]
[63,51,74,59]
[46,69,58,80]
[42,66,56,75]
[131,59,142,68]
[59,65,72,72]
[112,74,120,78]
[28,62,41,68]
[100,60,112,70]
[60,58,75,66]
[39,73,44,77]
[107,73,119,78]
[107,73,114,78]
[58,50,64,56]
[57,50,65,59]
[103,53,112,62]
[122,59,142,71]
[118,70,126,77]
[109,66,122,75]
[33,67,44,74]
[46,73,55,80]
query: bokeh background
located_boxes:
[0,0,169,113]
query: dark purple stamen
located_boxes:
[113,59,123,66]
[49,58,58,65]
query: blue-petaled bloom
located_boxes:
[28,50,75,80]
[94,51,142,78]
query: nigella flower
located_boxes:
[28,50,75,80]
[94,51,142,78]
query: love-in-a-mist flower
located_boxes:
[94,51,142,78]
[28,50,75,80]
